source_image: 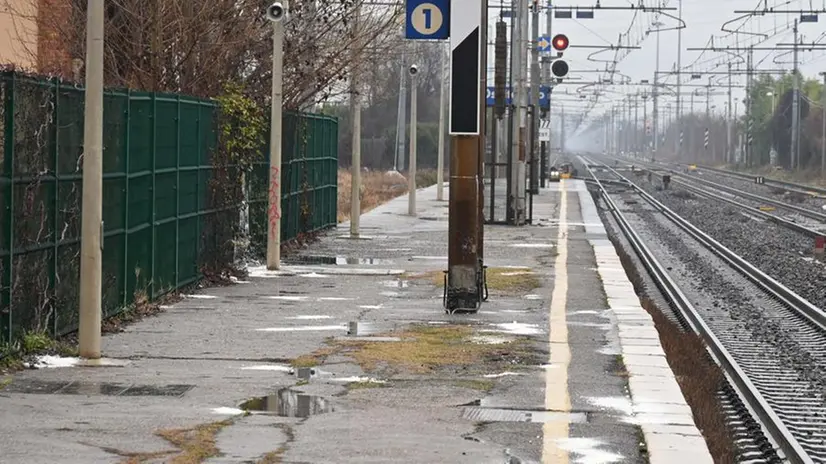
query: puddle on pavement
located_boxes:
[239,388,334,418]
[2,379,193,397]
[284,255,395,265]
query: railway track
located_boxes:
[581,157,826,463]
[617,157,826,232]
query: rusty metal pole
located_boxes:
[446,0,485,311]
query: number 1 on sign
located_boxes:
[410,3,443,36]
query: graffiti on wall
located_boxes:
[268,166,281,237]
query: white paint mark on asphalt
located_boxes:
[317,297,353,301]
[265,295,308,301]
[524,294,542,300]
[359,305,383,309]
[498,271,535,276]
[185,294,217,299]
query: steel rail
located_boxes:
[670,178,822,237]
[669,170,826,223]
[611,156,826,224]
[692,163,826,197]
[585,159,817,464]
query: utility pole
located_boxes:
[78,0,104,359]
[675,0,682,160]
[437,43,446,200]
[543,0,552,162]
[509,0,527,224]
[395,45,407,171]
[791,18,800,170]
[529,0,540,194]
[408,66,418,216]
[634,94,639,153]
[727,62,732,164]
[821,71,826,177]
[745,47,753,166]
[652,25,660,162]
[348,2,361,237]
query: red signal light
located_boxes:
[552,34,569,51]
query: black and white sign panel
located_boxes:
[448,0,482,135]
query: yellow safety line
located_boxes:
[541,179,571,463]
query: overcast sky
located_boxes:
[484,0,826,128]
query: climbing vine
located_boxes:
[214,81,267,172]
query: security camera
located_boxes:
[409,64,418,76]
[266,2,286,21]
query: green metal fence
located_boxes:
[248,112,339,251]
[0,71,339,343]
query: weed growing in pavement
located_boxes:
[452,379,495,392]
[289,346,339,368]
[102,419,240,463]
[0,331,79,373]
[153,419,236,464]
[331,325,537,375]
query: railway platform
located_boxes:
[0,180,712,463]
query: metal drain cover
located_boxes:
[461,407,587,423]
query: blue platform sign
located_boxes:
[405,0,450,40]
[486,86,551,108]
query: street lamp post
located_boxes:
[266,2,287,269]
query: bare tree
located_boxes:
[3,0,402,107]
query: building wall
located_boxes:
[0,0,37,69]
[36,0,72,76]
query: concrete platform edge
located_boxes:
[577,186,714,463]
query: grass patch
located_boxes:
[337,168,440,223]
[332,325,535,374]
[405,267,541,295]
[0,377,11,390]
[290,346,338,368]
[0,330,79,372]
[153,419,234,464]
[452,379,495,392]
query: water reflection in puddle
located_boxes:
[284,256,395,265]
[239,388,334,418]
